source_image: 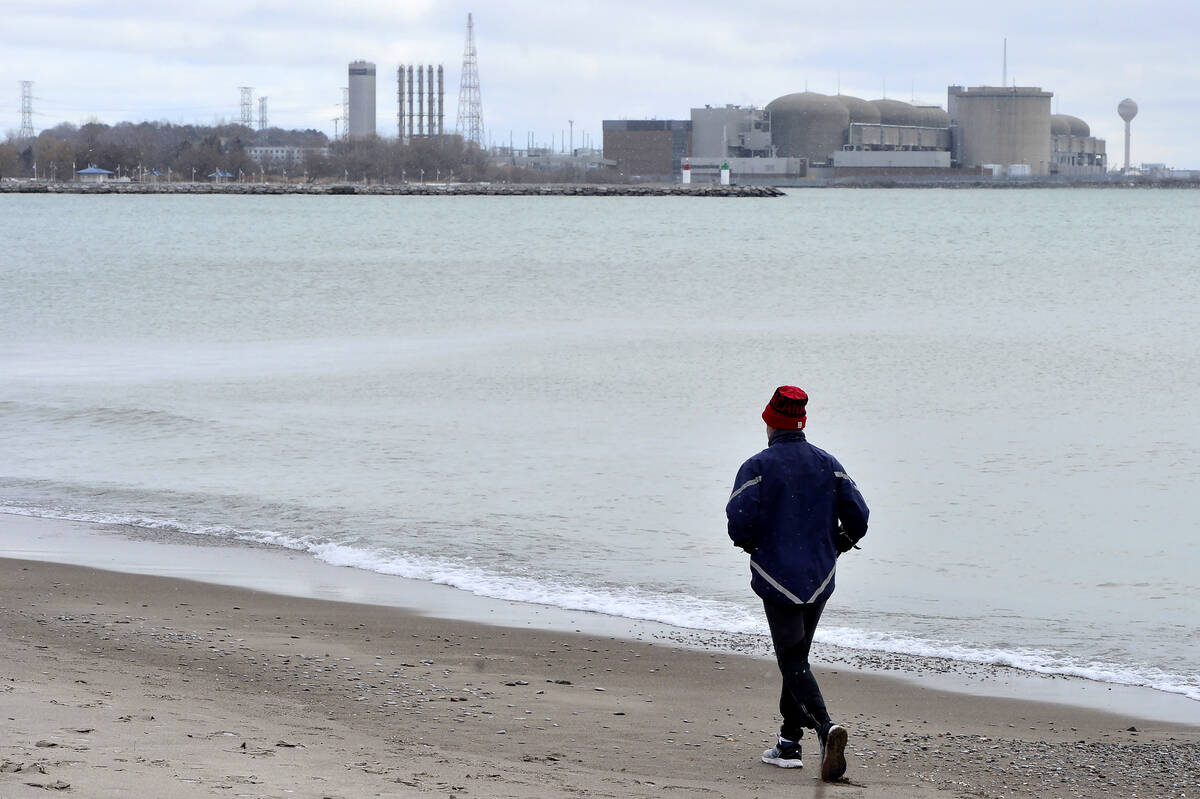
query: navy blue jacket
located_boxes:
[726,431,869,606]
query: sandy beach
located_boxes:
[2,555,1196,799]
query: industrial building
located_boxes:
[690,105,772,158]
[348,60,377,139]
[245,145,330,165]
[601,120,691,180]
[603,83,1106,183]
[767,93,955,173]
[490,148,616,174]
[948,86,1105,176]
[948,85,1050,175]
[1049,114,1107,175]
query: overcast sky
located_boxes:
[3,1,1197,167]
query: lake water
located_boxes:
[2,188,1197,705]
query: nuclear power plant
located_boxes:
[604,83,1110,183]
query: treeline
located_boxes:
[0,121,615,184]
[0,121,323,181]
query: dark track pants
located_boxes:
[762,598,832,742]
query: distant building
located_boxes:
[1139,163,1199,180]
[245,146,329,165]
[76,165,113,183]
[762,92,953,169]
[1049,114,1106,175]
[348,60,377,139]
[607,82,1105,184]
[493,148,616,174]
[690,105,773,158]
[685,157,806,183]
[602,120,691,180]
[948,86,1052,176]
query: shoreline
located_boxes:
[0,181,782,197]
[2,512,1197,727]
[2,554,1196,798]
[5,179,1199,195]
[7,179,1200,197]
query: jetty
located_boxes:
[0,181,782,197]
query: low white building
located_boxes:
[245,146,328,165]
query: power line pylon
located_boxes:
[239,87,254,127]
[19,81,34,139]
[455,13,484,147]
[258,96,268,130]
[341,87,350,141]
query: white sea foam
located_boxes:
[306,540,765,634]
[4,503,1198,704]
[817,627,1200,703]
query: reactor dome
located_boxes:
[1057,115,1090,137]
[915,106,951,128]
[1050,115,1073,135]
[870,99,924,127]
[834,95,881,125]
[766,92,850,163]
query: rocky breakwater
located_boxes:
[2,182,782,197]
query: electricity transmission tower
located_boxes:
[341,88,349,141]
[258,96,268,130]
[19,81,35,139]
[455,13,484,147]
[239,87,254,127]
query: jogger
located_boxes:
[726,385,869,781]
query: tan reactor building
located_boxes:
[948,86,1052,176]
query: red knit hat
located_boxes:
[762,386,808,430]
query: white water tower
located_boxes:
[1118,98,1138,173]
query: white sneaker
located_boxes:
[761,736,803,768]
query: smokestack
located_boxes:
[398,65,406,140]
[437,65,445,135]
[427,65,435,137]
[407,65,414,139]
[417,65,425,136]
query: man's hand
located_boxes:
[734,539,758,555]
[834,522,860,554]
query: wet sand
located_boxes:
[2,556,1196,798]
